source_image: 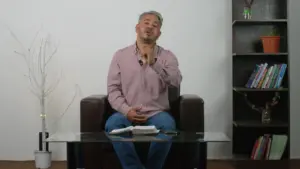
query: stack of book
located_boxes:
[245,63,287,89]
[109,125,160,135]
[250,134,288,160]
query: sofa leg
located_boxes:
[197,142,207,169]
[67,143,84,169]
[67,143,75,169]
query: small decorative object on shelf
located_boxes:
[237,91,280,124]
[243,0,254,19]
[261,27,281,53]
[261,105,272,124]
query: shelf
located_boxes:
[232,19,287,25]
[233,53,288,56]
[233,120,288,128]
[232,154,249,161]
[233,87,288,92]
[232,154,290,163]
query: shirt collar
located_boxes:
[133,42,160,60]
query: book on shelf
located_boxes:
[250,134,288,160]
[245,63,287,89]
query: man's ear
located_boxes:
[135,24,139,33]
[158,30,161,38]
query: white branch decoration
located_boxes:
[9,28,79,152]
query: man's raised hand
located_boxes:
[140,45,155,65]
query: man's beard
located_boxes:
[142,38,153,44]
[141,34,155,44]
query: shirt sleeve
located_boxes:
[150,50,182,87]
[107,52,131,116]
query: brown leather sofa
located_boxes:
[80,87,204,169]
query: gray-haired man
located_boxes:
[105,11,182,169]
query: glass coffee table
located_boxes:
[46,131,230,169]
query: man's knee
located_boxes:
[105,112,129,132]
[150,112,176,130]
[163,115,176,130]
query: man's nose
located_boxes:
[147,25,153,29]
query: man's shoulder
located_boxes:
[114,44,135,57]
[157,45,176,58]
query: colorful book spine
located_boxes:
[245,63,287,89]
[245,65,259,88]
[250,64,263,88]
[275,64,287,88]
[257,68,268,88]
[262,66,273,88]
[250,134,287,160]
[266,64,278,88]
[269,64,281,88]
[254,63,268,88]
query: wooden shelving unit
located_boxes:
[233,53,288,56]
[233,87,289,92]
[232,0,289,163]
[232,19,287,25]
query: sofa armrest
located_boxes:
[179,94,204,132]
[80,95,108,132]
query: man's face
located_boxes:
[136,14,161,43]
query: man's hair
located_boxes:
[138,11,163,26]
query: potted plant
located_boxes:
[9,30,56,169]
[8,28,79,169]
[260,27,281,53]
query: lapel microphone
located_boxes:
[138,54,157,66]
[138,58,157,66]
[138,60,143,66]
[138,54,147,66]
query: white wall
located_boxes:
[0,0,232,160]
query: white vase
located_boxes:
[34,150,52,169]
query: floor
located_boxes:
[0,160,298,169]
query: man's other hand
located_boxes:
[127,107,147,123]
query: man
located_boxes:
[105,10,182,169]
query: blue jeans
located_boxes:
[105,112,176,169]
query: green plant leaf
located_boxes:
[269,28,279,36]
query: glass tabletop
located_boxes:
[45,131,230,143]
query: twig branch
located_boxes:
[29,27,42,52]
[45,44,58,67]
[48,84,81,134]
[29,87,41,98]
[44,70,62,97]
[9,29,27,53]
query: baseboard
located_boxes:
[0,160,66,163]
[1,158,299,163]
[207,156,233,160]
[207,156,300,161]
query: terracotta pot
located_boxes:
[261,36,280,53]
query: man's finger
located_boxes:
[134,114,147,119]
[133,117,147,123]
[133,105,143,110]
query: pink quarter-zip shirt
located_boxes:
[107,43,182,117]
